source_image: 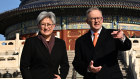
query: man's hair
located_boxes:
[37,11,56,25]
[86,7,102,18]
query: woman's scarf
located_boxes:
[38,32,55,54]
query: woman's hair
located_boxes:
[86,7,102,18]
[37,11,56,25]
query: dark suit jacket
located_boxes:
[72,27,131,79]
[20,36,69,79]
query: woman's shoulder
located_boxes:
[55,37,65,44]
[25,36,39,42]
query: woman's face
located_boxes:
[38,17,55,37]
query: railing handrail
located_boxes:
[72,68,77,79]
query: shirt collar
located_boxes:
[90,27,102,35]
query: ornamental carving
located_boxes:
[67,30,81,37]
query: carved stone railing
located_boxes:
[123,38,140,79]
[0,33,24,78]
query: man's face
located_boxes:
[87,10,103,32]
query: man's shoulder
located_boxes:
[106,29,115,31]
[76,31,90,41]
[103,27,113,31]
[103,28,114,34]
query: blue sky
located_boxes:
[0,0,21,40]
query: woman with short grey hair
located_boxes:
[20,11,69,79]
[37,11,56,25]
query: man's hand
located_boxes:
[88,60,102,73]
[54,74,61,79]
[111,29,125,40]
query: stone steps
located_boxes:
[118,51,134,79]
[118,60,128,79]
[67,51,83,79]
[67,51,75,79]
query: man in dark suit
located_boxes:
[20,11,69,79]
[72,7,132,79]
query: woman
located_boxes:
[20,11,69,79]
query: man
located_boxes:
[72,7,131,79]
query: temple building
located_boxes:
[0,0,140,50]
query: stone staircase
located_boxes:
[66,51,83,79]
[118,59,134,79]
[66,51,132,79]
[118,60,128,79]
[66,51,74,79]
[118,51,134,79]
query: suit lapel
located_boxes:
[96,27,107,47]
[94,27,109,59]
[85,31,94,49]
[49,38,57,55]
[36,38,52,64]
[85,28,107,49]
[83,31,96,61]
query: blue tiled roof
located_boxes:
[0,0,140,34]
[0,0,139,16]
[17,0,140,10]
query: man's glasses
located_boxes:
[89,17,103,21]
[40,23,54,28]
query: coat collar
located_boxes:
[36,37,56,65]
[38,33,55,54]
[84,27,108,61]
[95,27,107,47]
[85,26,107,48]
